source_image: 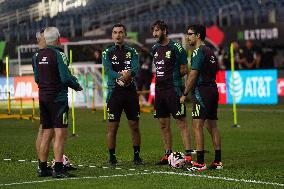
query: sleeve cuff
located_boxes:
[116,73,122,79]
[130,71,136,77]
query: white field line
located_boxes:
[154,171,284,187]
[0,173,152,187]
[0,171,283,187]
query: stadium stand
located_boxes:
[1,0,284,42]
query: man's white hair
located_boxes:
[44,27,60,44]
[36,31,41,41]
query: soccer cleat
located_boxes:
[37,165,53,172]
[184,155,193,165]
[37,168,52,177]
[155,154,169,165]
[187,162,207,172]
[133,157,144,165]
[52,170,75,178]
[109,157,118,167]
[63,164,78,171]
[208,161,223,170]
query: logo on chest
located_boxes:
[39,56,49,65]
[111,55,119,64]
[112,55,117,60]
[154,52,158,59]
[126,52,131,59]
[210,56,216,64]
[165,51,171,59]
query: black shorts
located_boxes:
[137,71,152,91]
[191,86,219,120]
[39,101,69,129]
[154,88,186,119]
[107,88,140,122]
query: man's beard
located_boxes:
[157,34,165,43]
[188,40,195,46]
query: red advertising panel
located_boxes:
[148,74,156,104]
[278,78,284,96]
[14,76,38,100]
[216,71,227,104]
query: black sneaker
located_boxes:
[109,158,118,167]
[63,165,78,171]
[133,157,144,165]
[52,170,75,178]
[37,168,52,177]
[207,161,223,170]
[155,154,169,165]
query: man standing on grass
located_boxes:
[33,28,75,174]
[151,20,193,165]
[33,27,82,178]
[102,23,143,166]
[180,24,223,171]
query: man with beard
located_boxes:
[151,20,193,165]
[180,24,223,172]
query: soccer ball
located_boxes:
[168,152,185,169]
[51,154,71,168]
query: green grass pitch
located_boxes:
[0,104,283,188]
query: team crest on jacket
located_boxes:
[165,51,171,58]
[126,52,131,59]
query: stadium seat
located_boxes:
[0,0,283,42]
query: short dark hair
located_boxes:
[187,24,206,41]
[151,20,168,35]
[112,23,127,33]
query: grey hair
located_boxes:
[36,31,41,41]
[44,27,60,44]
